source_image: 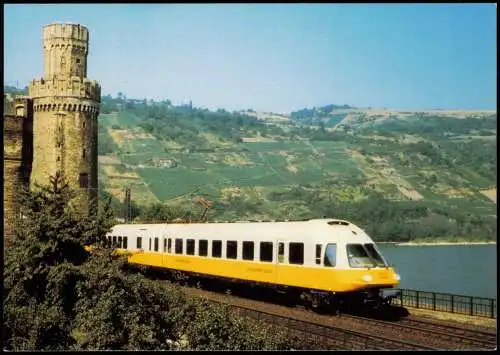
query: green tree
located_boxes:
[4,173,303,350]
[3,173,92,350]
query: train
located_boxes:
[104,218,401,312]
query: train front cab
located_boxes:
[339,242,401,308]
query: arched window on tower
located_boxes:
[75,58,81,77]
[61,56,66,73]
[15,105,25,117]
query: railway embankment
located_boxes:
[176,283,497,350]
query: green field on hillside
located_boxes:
[95,99,496,242]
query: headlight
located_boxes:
[362,274,373,282]
[394,273,401,281]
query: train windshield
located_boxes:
[346,244,376,268]
[346,244,387,268]
[363,243,387,267]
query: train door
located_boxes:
[163,236,172,267]
[276,239,287,284]
[162,235,168,266]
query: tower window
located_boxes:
[83,149,86,159]
[76,58,81,63]
[16,106,25,116]
[79,173,89,188]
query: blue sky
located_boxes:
[4,4,497,112]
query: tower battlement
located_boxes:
[29,77,101,101]
[42,23,92,80]
[43,23,89,44]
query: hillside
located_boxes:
[4,86,495,242]
[94,95,497,242]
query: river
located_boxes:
[377,244,497,299]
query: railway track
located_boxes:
[226,304,434,350]
[341,314,497,350]
[140,268,496,350]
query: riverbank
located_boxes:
[405,306,496,330]
[378,241,496,246]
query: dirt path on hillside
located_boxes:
[330,113,355,132]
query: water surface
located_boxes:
[378,244,497,299]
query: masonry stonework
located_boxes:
[3,97,33,242]
[28,23,101,216]
[3,22,101,240]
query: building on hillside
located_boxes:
[3,22,101,241]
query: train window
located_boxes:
[187,239,195,255]
[212,240,222,258]
[175,239,183,254]
[278,242,284,263]
[168,238,172,253]
[363,244,387,267]
[260,242,273,262]
[346,244,374,268]
[154,237,159,252]
[226,241,237,259]
[324,244,336,267]
[242,241,254,261]
[123,237,128,249]
[118,236,123,248]
[315,244,322,265]
[289,243,304,265]
[199,240,208,256]
[164,238,167,252]
[137,237,142,249]
[149,238,152,251]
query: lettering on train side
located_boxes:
[247,267,272,274]
[174,259,191,264]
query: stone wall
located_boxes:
[3,98,33,242]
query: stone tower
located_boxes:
[28,23,101,216]
[3,96,33,242]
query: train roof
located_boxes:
[110,218,356,230]
[108,218,373,243]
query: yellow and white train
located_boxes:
[106,218,401,310]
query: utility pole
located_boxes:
[124,187,131,222]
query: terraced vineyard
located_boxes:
[96,102,496,242]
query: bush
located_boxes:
[3,173,304,350]
[179,300,303,350]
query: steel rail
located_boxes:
[341,314,496,350]
[223,303,435,350]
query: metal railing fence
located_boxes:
[390,289,496,319]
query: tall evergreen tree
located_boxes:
[3,173,92,349]
[3,173,302,351]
